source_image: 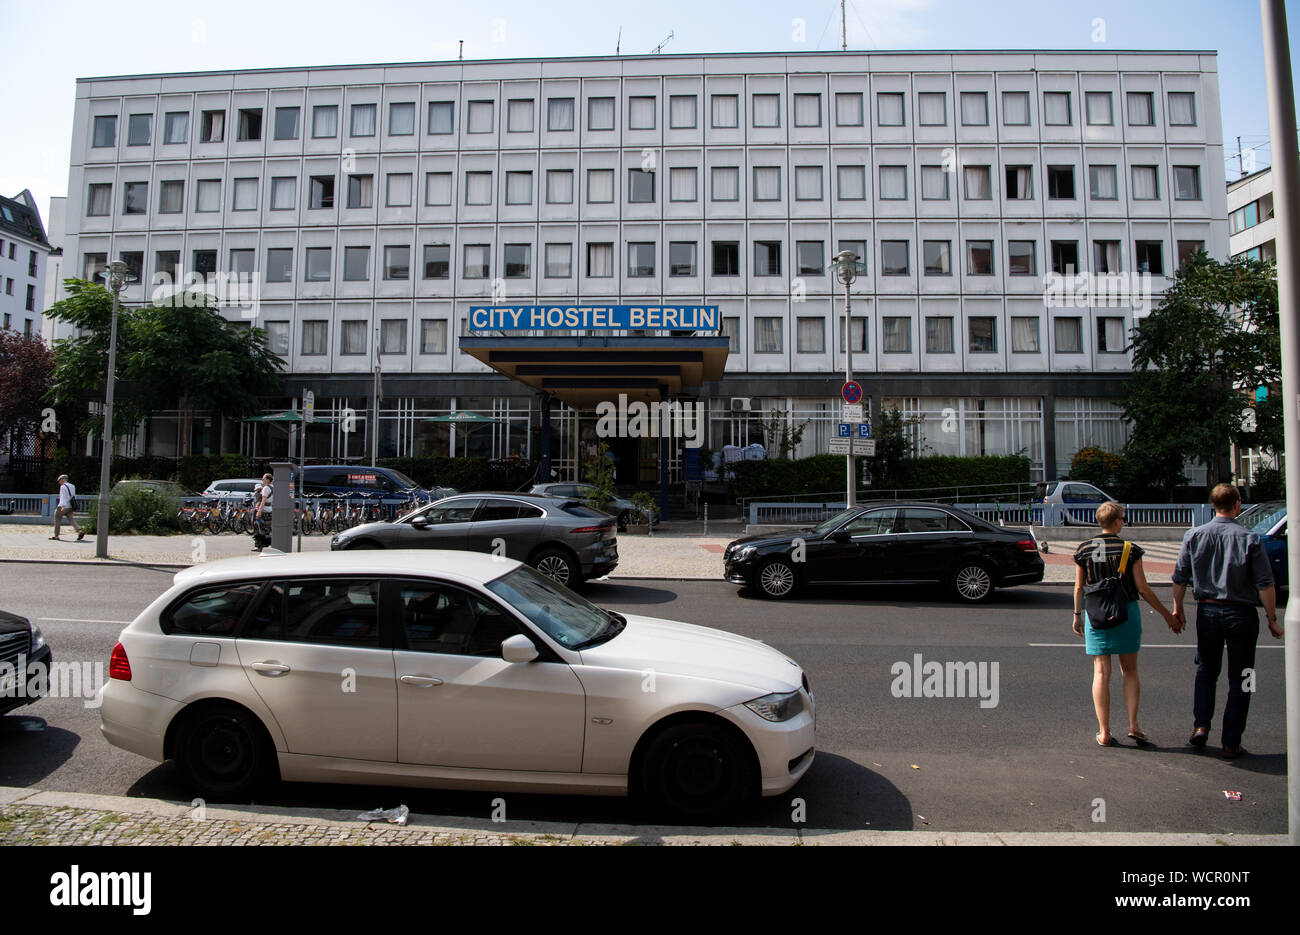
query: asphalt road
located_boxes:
[0,562,1287,833]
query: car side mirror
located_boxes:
[410,515,429,528]
[501,634,539,663]
[832,529,851,542]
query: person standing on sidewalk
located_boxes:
[1172,483,1283,759]
[51,474,85,541]
[1073,501,1182,747]
[250,473,273,551]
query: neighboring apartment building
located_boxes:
[61,50,1227,481]
[41,195,67,341]
[0,190,51,340]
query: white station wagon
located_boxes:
[100,551,815,818]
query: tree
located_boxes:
[1122,252,1279,497]
[44,280,286,455]
[582,440,618,510]
[866,407,921,489]
[0,328,54,448]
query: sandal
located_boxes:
[1128,730,1154,747]
[1096,733,1117,747]
[48,536,61,541]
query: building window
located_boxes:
[273,106,300,140]
[301,321,327,355]
[969,317,997,353]
[877,92,905,126]
[920,165,949,200]
[587,168,614,203]
[837,240,867,274]
[387,101,415,136]
[265,248,292,283]
[423,172,452,206]
[264,321,290,356]
[963,165,991,199]
[200,110,224,142]
[350,103,377,136]
[628,168,655,203]
[754,317,783,353]
[270,177,296,210]
[1126,91,1155,126]
[87,183,112,216]
[669,166,697,202]
[381,319,407,354]
[671,94,698,129]
[925,316,954,353]
[423,244,450,279]
[1051,241,1079,275]
[1131,165,1159,200]
[1173,165,1201,200]
[1085,91,1113,126]
[1177,240,1205,270]
[882,317,911,353]
[587,96,615,130]
[1093,240,1121,274]
[1005,165,1032,199]
[467,100,494,134]
[544,243,572,278]
[960,91,988,126]
[312,105,338,138]
[712,166,740,201]
[794,165,823,201]
[837,165,867,200]
[163,112,188,144]
[420,319,448,354]
[881,240,909,275]
[346,174,374,209]
[1008,240,1037,275]
[507,98,534,133]
[793,93,822,127]
[340,320,367,355]
[752,166,781,201]
[753,241,782,276]
[25,285,35,313]
[123,181,148,215]
[463,244,490,279]
[796,240,824,276]
[841,316,869,353]
[1168,91,1197,126]
[923,240,951,276]
[505,171,533,205]
[384,245,410,280]
[236,108,262,141]
[835,92,864,126]
[1011,317,1040,353]
[1001,91,1030,126]
[627,96,656,130]
[712,241,739,276]
[545,169,574,204]
[722,316,740,352]
[586,242,613,277]
[752,93,780,127]
[797,316,825,353]
[127,113,152,146]
[1089,164,1118,200]
[711,94,739,128]
[83,253,108,281]
[1054,317,1083,353]
[304,247,331,281]
[154,250,180,279]
[627,242,655,277]
[342,246,370,281]
[1047,165,1075,199]
[503,243,532,278]
[547,97,575,131]
[192,250,217,277]
[92,115,117,147]
[1135,240,1164,275]
[1097,316,1126,353]
[879,165,907,200]
[967,240,994,275]
[465,171,493,205]
[388,173,416,207]
[228,249,254,276]
[159,179,184,214]
[1043,92,1071,126]
[669,241,697,277]
[232,177,258,211]
[309,176,335,209]
[427,101,454,134]
[918,92,946,126]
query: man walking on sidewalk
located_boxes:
[1171,483,1283,758]
[51,474,85,542]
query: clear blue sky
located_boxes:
[1,0,1295,221]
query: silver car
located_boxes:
[530,482,658,531]
[330,492,618,587]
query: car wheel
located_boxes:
[950,560,995,603]
[532,548,579,587]
[755,557,799,599]
[174,704,272,801]
[642,722,754,821]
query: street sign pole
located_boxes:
[844,279,855,508]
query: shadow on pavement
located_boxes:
[0,716,80,786]
[583,581,681,605]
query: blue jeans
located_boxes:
[1193,603,1260,748]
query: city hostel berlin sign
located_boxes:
[469,304,720,332]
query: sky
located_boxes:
[1,0,1296,226]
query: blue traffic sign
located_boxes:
[857,422,872,438]
[1256,385,1268,402]
[842,381,863,404]
[837,423,852,437]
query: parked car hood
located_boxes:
[577,613,802,695]
[0,609,31,636]
[725,531,818,550]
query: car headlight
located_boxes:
[30,625,45,653]
[732,545,757,562]
[744,689,804,722]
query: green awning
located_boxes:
[422,411,501,424]
[243,411,338,424]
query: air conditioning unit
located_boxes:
[730,397,755,412]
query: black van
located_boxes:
[295,465,456,502]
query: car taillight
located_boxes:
[568,526,602,534]
[109,642,132,681]
[1015,539,1038,553]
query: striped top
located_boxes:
[1073,535,1146,602]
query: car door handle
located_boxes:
[250,662,291,675]
[399,675,443,687]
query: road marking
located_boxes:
[1029,642,1284,649]
[39,617,133,625]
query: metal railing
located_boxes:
[746,499,1228,528]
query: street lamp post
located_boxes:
[831,250,865,508]
[95,261,136,559]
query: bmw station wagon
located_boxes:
[100,551,815,819]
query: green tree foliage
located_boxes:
[581,441,618,510]
[1122,252,1280,496]
[1068,446,1122,489]
[44,280,285,454]
[865,407,921,488]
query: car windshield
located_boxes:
[486,565,618,649]
[811,508,860,534]
[1239,503,1285,535]
[387,469,420,489]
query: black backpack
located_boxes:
[1084,540,1133,629]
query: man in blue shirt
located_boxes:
[1172,483,1283,758]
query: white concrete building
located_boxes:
[62,50,1227,480]
[0,190,51,340]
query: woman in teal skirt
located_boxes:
[1072,501,1181,747]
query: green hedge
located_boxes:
[378,456,537,493]
[888,455,1032,491]
[81,485,180,535]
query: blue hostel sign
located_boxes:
[469,304,720,333]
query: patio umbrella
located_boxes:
[423,411,501,456]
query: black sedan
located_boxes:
[1,610,52,715]
[723,502,1045,602]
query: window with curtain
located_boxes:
[309,105,337,138]
[877,92,904,125]
[232,178,257,211]
[1085,91,1113,126]
[587,96,615,130]
[420,319,447,354]
[920,165,949,200]
[587,168,614,203]
[463,244,489,278]
[381,319,408,354]
[1173,166,1201,200]
[837,165,866,200]
[923,241,951,275]
[545,169,574,204]
[1126,91,1154,126]
[200,110,223,142]
[1097,316,1126,353]
[752,166,781,201]
[797,317,824,353]
[968,317,997,352]
[1089,164,1118,200]
[1008,241,1036,275]
[1054,317,1083,353]
[547,97,575,131]
[196,179,221,212]
[794,241,823,275]
[669,94,697,129]
[711,94,739,127]
[628,96,656,129]
[467,100,494,133]
[347,174,373,209]
[1011,317,1040,353]
[883,317,911,352]
[507,99,534,132]
[1001,91,1030,126]
[228,249,254,276]
[879,165,907,200]
[794,165,823,200]
[711,166,739,201]
[925,316,954,353]
[960,91,988,126]
[350,103,377,137]
[87,183,111,216]
[159,180,184,214]
[918,92,946,126]
[127,113,152,146]
[264,321,290,355]
[544,243,571,278]
[1005,165,1032,199]
[505,171,533,205]
[967,240,994,275]
[1093,240,1121,274]
[963,165,991,199]
[425,172,452,205]
[388,102,415,136]
[835,92,864,126]
[628,168,655,203]
[301,321,327,355]
[754,317,783,353]
[752,93,780,127]
[164,112,189,144]
[340,320,367,355]
[386,173,413,207]
[465,171,492,205]
[670,166,697,201]
[1168,91,1196,126]
[1131,165,1159,200]
[839,316,868,352]
[753,241,782,276]
[626,243,655,277]
[426,101,453,134]
[1043,91,1071,125]
[587,242,613,277]
[722,317,740,352]
[793,93,821,126]
[270,177,296,210]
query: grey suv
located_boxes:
[329,492,619,587]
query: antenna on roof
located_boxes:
[650,31,674,54]
[616,27,622,55]
[458,40,463,61]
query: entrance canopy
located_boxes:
[459,335,730,407]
